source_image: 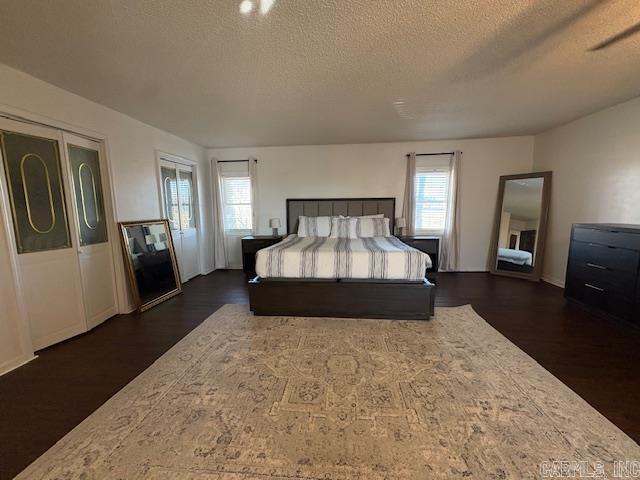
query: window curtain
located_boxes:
[210,159,228,269]
[402,152,416,236]
[440,150,461,271]
[248,157,258,234]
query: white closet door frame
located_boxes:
[155,151,201,280]
[0,118,86,350]
[62,133,119,329]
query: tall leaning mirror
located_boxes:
[119,219,182,311]
[489,171,552,282]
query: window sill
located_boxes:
[224,229,252,236]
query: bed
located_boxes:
[497,247,532,266]
[497,247,534,273]
[248,198,435,320]
[256,235,431,281]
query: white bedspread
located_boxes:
[256,235,431,281]
[498,247,533,266]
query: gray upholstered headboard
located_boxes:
[286,198,396,234]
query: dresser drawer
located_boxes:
[567,261,638,297]
[570,240,640,274]
[573,227,640,250]
[566,278,635,321]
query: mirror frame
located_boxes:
[489,171,552,282]
[119,219,182,312]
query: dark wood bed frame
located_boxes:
[248,198,435,320]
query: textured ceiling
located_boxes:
[0,0,639,147]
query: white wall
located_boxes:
[210,136,534,272]
[533,96,640,286]
[0,64,213,374]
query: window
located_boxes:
[414,167,450,234]
[221,176,252,231]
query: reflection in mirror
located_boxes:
[497,177,543,273]
[491,172,551,281]
[119,220,182,311]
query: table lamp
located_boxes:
[269,218,281,236]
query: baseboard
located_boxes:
[0,353,37,376]
[123,303,137,314]
[542,275,565,288]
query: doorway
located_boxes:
[158,155,199,282]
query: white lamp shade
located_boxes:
[269,218,281,228]
[395,217,406,228]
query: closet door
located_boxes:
[0,120,86,350]
[159,159,199,282]
[160,162,183,278]
[64,134,117,329]
[176,165,198,281]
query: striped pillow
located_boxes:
[329,217,357,239]
[297,216,332,237]
[355,217,391,237]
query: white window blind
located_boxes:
[221,176,252,231]
[415,167,450,233]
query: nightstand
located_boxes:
[397,236,439,278]
[241,235,283,277]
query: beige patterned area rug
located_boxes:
[17,304,639,479]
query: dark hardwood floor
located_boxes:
[1,270,639,478]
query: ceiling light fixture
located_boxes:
[239,0,254,14]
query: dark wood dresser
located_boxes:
[242,235,283,277]
[565,224,640,324]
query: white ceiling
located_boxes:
[0,0,639,148]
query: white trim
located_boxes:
[201,266,216,276]
[415,230,444,236]
[0,104,107,142]
[0,353,37,376]
[542,274,565,288]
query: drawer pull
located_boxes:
[584,283,604,292]
[586,263,607,270]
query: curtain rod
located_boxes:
[217,158,257,163]
[405,152,455,157]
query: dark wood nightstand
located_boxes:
[397,236,439,278]
[242,235,283,277]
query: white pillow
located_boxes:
[329,217,357,238]
[355,217,391,237]
[297,216,332,237]
[339,213,384,219]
